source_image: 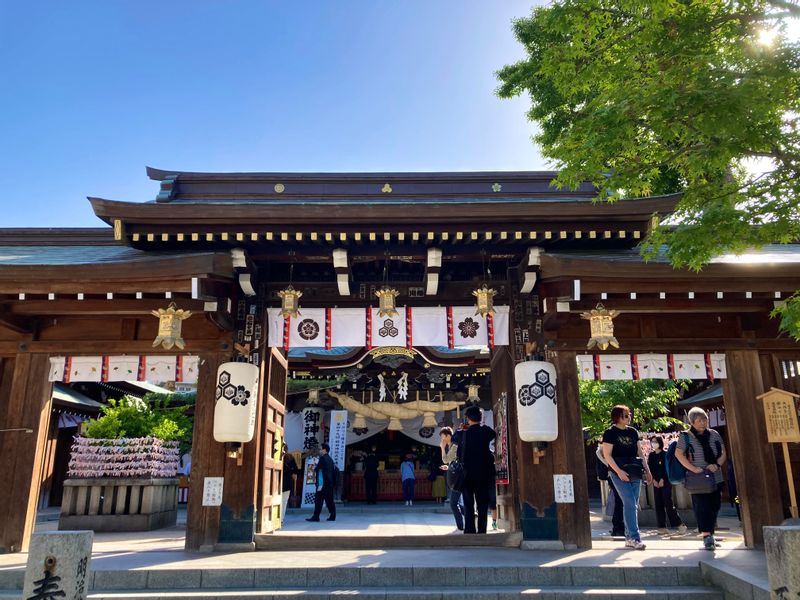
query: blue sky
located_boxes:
[0,1,548,227]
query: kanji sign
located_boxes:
[759,388,800,443]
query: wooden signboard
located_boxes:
[760,388,800,443]
[758,387,800,519]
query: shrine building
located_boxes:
[0,167,798,552]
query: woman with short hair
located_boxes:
[602,405,652,550]
[675,406,727,551]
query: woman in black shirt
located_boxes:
[647,436,686,535]
[602,405,652,550]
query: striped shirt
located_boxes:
[677,428,725,485]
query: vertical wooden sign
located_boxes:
[758,388,800,519]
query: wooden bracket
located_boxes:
[532,446,547,464]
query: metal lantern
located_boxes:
[375,286,399,318]
[514,360,558,442]
[213,362,260,443]
[278,285,302,319]
[467,384,480,404]
[151,302,192,350]
[472,284,497,317]
[581,303,620,350]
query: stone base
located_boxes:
[23,531,92,600]
[59,509,176,532]
[764,524,800,600]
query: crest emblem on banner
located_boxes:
[297,318,320,340]
[458,318,480,338]
[379,319,399,338]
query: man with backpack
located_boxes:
[307,443,337,522]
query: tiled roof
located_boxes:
[0,246,208,266]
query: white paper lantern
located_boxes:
[514,360,558,442]
[214,362,259,443]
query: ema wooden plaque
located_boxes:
[759,388,800,443]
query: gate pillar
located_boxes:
[722,350,784,547]
[494,345,591,548]
[0,353,54,553]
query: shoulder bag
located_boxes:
[446,433,468,492]
[684,468,716,494]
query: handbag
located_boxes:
[684,469,716,494]
[446,459,466,492]
[618,457,644,480]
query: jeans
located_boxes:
[609,472,642,541]
[448,486,463,529]
[402,479,415,501]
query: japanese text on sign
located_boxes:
[762,391,800,443]
[202,477,224,506]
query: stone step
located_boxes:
[80,585,723,600]
[0,565,710,592]
[255,533,523,551]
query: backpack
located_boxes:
[665,432,690,484]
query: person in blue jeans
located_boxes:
[400,456,416,506]
[439,427,464,529]
[602,405,652,550]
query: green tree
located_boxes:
[497,0,800,337]
[84,392,195,454]
[580,379,685,442]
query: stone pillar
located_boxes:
[23,531,92,600]
[722,350,784,547]
[764,525,800,600]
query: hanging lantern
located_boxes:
[467,384,480,404]
[213,362,260,443]
[277,285,302,319]
[472,284,497,317]
[375,286,399,318]
[307,389,320,406]
[151,302,192,350]
[514,360,558,442]
[581,303,620,350]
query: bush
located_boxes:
[83,392,195,454]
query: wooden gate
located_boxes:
[257,347,288,533]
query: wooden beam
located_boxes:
[0,309,35,334]
[5,299,207,316]
[0,339,231,355]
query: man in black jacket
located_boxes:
[461,405,496,534]
[307,443,336,522]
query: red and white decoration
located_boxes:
[576,353,727,381]
[49,355,200,383]
[267,305,510,350]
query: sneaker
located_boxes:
[703,535,716,551]
[657,528,669,535]
[676,524,688,535]
[625,539,646,550]
[491,520,498,530]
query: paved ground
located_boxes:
[0,502,763,592]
